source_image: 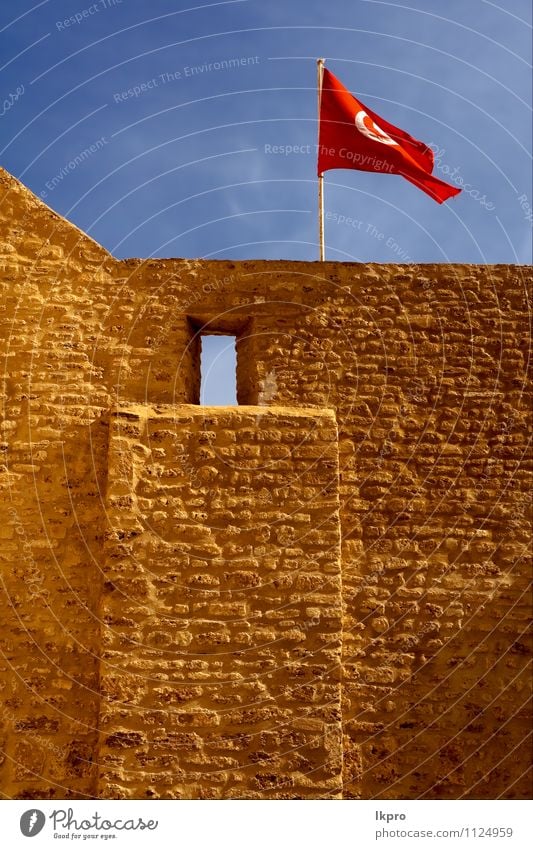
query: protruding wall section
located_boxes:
[98,405,343,799]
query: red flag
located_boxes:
[318,68,461,204]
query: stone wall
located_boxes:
[99,405,342,799]
[0,166,531,799]
[0,167,113,799]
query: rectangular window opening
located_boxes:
[199,334,237,406]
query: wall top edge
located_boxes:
[117,258,532,271]
[110,404,338,421]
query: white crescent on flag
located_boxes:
[354,110,398,146]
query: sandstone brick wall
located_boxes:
[99,405,342,799]
[1,166,531,799]
[0,167,113,799]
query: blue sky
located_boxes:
[0,0,531,266]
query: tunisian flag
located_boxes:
[318,68,461,204]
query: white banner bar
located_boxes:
[3,799,532,848]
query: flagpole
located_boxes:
[317,58,325,261]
